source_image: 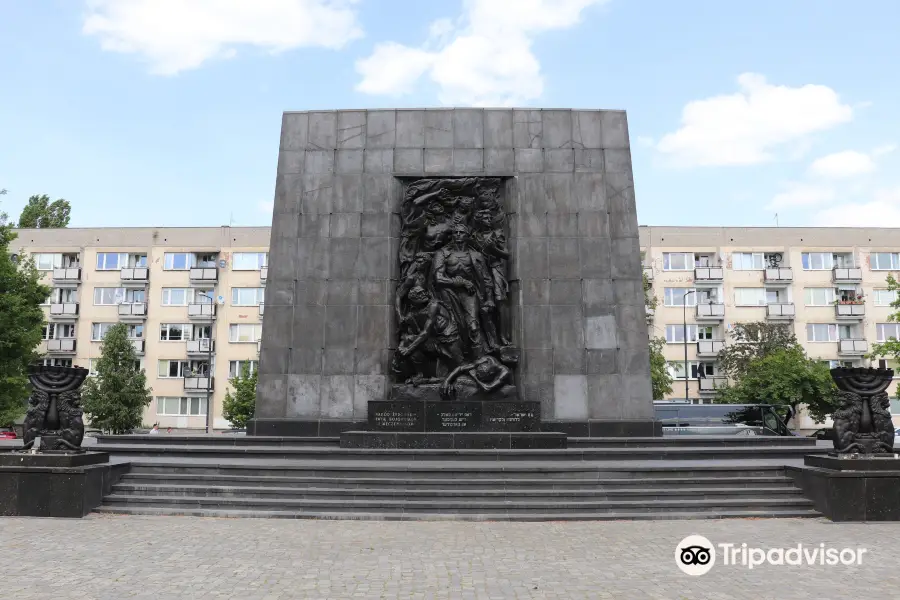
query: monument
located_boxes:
[249,108,658,439]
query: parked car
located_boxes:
[809,428,836,441]
[0,428,17,440]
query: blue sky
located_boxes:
[1,0,898,229]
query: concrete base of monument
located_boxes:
[788,454,900,521]
[340,431,567,449]
[0,450,109,468]
[368,400,542,432]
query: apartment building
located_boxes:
[12,224,900,430]
[10,227,269,431]
[642,226,900,425]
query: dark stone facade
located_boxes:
[253,108,654,434]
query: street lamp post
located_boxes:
[197,291,215,434]
[682,290,697,403]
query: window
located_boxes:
[192,324,212,340]
[807,323,838,342]
[805,288,836,306]
[877,323,900,342]
[158,360,189,378]
[732,252,764,270]
[734,288,767,306]
[229,360,259,378]
[874,289,898,306]
[195,253,218,268]
[93,287,125,305]
[161,288,192,306]
[128,254,148,268]
[664,288,697,307]
[127,324,144,339]
[871,252,900,270]
[231,287,265,306]
[876,359,900,375]
[43,324,74,339]
[159,323,191,341]
[193,289,214,304]
[229,324,262,343]
[666,325,697,343]
[32,253,60,270]
[697,326,715,340]
[766,289,785,304]
[125,289,146,304]
[667,362,715,380]
[91,323,116,341]
[157,397,208,416]
[92,358,142,375]
[663,253,694,271]
[823,360,855,369]
[41,324,55,340]
[38,358,72,367]
[164,252,191,270]
[95,252,127,270]
[232,252,268,270]
[801,252,834,270]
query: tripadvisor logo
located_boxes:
[675,535,867,576]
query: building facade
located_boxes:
[12,224,900,430]
[642,226,900,427]
[10,226,269,431]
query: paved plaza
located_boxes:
[3,515,898,599]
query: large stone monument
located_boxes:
[249,108,657,438]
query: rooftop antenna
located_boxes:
[774,213,779,227]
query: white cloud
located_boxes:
[767,182,836,210]
[83,0,363,75]
[808,150,876,179]
[656,73,855,167]
[814,187,900,227]
[355,0,607,106]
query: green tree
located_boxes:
[0,191,50,426]
[642,255,671,399]
[716,321,799,380]
[223,364,257,429]
[649,336,673,400]
[17,194,71,228]
[717,347,837,423]
[81,323,151,433]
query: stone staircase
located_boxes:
[90,435,822,520]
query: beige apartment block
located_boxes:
[11,224,900,431]
[10,227,270,431]
[641,226,900,428]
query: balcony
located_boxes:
[52,268,81,285]
[645,305,655,321]
[131,339,145,354]
[184,376,214,392]
[696,303,725,320]
[835,303,865,320]
[259,302,265,318]
[189,267,218,283]
[260,267,268,282]
[697,339,725,357]
[118,302,147,320]
[766,303,796,320]
[694,267,724,284]
[188,303,216,319]
[49,303,79,320]
[838,339,868,355]
[642,266,653,282]
[186,339,215,355]
[45,338,76,354]
[120,267,149,285]
[833,267,863,283]
[764,267,793,284]
[698,377,728,394]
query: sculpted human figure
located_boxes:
[396,252,433,322]
[472,207,511,347]
[393,286,464,383]
[433,224,495,357]
[398,188,452,274]
[439,355,511,400]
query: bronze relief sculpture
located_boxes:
[392,177,517,399]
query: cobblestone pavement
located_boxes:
[3,515,896,599]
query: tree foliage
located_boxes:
[717,347,837,423]
[716,321,837,423]
[649,337,673,400]
[223,364,257,429]
[0,191,50,426]
[17,194,71,229]
[81,323,151,433]
[716,322,799,379]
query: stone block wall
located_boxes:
[257,108,653,426]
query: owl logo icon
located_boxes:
[675,535,716,576]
